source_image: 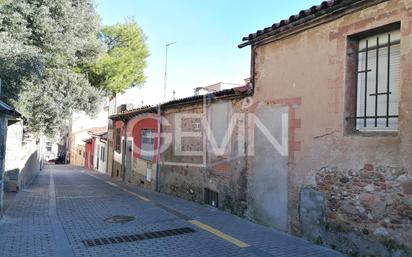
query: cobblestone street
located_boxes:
[0,165,345,257]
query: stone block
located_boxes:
[299,186,326,239]
[402,181,412,195]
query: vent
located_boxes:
[83,227,196,247]
[204,188,218,208]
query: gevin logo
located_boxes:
[124,98,288,167]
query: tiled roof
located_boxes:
[239,0,362,47]
[110,85,251,120]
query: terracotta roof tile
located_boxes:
[240,0,357,46]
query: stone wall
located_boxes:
[159,99,249,217]
[300,166,412,257]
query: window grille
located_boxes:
[349,29,400,131]
[141,129,155,161]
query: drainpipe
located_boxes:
[121,118,128,182]
[155,104,162,192]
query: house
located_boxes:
[84,138,94,170]
[92,131,108,174]
[109,85,251,197]
[110,105,158,185]
[239,0,412,255]
[44,140,58,161]
[84,131,108,173]
[69,126,106,167]
[67,100,109,167]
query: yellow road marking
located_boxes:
[189,220,250,248]
[105,181,151,202]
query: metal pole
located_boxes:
[163,42,176,100]
[156,42,175,192]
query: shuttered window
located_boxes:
[355,29,400,131]
[141,129,155,161]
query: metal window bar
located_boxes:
[386,34,391,127]
[348,32,400,128]
[364,39,368,127]
[374,37,379,127]
[357,39,400,53]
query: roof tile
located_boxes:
[240,0,353,46]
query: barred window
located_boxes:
[141,129,155,161]
[355,29,400,131]
[100,146,105,162]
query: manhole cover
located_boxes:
[104,216,136,224]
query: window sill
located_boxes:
[348,130,399,137]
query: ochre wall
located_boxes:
[252,0,412,233]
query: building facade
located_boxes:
[104,1,412,255]
[239,0,412,255]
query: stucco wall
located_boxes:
[252,0,412,245]
[159,99,249,216]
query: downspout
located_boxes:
[121,118,128,182]
[110,95,117,177]
[155,104,162,192]
[250,45,257,95]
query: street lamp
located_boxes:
[155,42,176,192]
[163,42,176,100]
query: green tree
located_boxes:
[0,0,104,136]
[89,20,150,94]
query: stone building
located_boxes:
[239,0,412,255]
[109,86,251,202]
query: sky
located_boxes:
[96,0,321,107]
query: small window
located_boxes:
[351,29,400,131]
[115,128,121,152]
[100,146,105,162]
[141,129,155,161]
[204,188,218,208]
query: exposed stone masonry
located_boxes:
[303,165,412,257]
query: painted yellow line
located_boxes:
[189,220,250,248]
[105,181,151,202]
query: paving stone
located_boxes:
[0,165,345,257]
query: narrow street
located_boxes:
[0,165,344,257]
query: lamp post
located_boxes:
[163,42,176,100]
[155,42,176,192]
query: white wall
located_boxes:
[94,140,107,174]
[5,120,23,173]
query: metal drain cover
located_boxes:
[83,227,196,247]
[104,216,136,224]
